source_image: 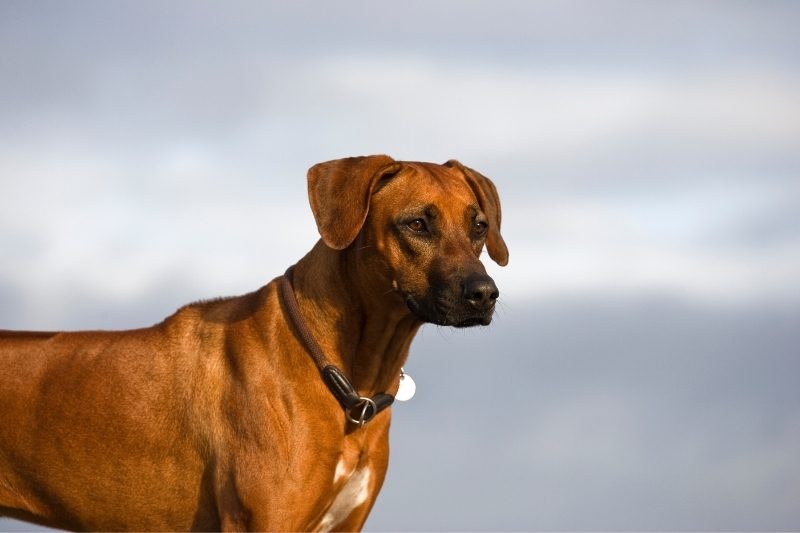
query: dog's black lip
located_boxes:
[404,293,420,313]
[404,293,493,327]
[453,316,491,328]
[404,294,442,324]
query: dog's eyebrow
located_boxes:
[424,204,440,219]
[466,204,482,219]
[398,204,437,219]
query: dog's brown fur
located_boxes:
[0,155,508,531]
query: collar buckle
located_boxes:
[346,397,378,427]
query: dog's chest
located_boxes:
[317,457,373,532]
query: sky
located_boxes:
[1,1,799,530]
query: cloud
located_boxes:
[1,2,799,531]
[368,295,800,530]
[295,53,800,169]
[4,46,798,309]
[494,190,800,304]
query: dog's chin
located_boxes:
[404,295,494,327]
[453,315,492,328]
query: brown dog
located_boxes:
[0,155,508,531]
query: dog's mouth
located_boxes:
[404,293,494,328]
[453,316,491,328]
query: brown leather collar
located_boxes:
[279,265,394,427]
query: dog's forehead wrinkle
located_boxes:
[374,164,477,220]
[399,162,472,192]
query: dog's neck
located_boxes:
[290,241,422,396]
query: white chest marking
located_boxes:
[334,457,348,484]
[319,466,372,532]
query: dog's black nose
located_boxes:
[462,273,499,310]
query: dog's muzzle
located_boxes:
[404,272,499,327]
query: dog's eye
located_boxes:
[407,219,427,233]
[474,221,488,236]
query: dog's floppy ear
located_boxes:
[445,160,509,266]
[308,155,402,250]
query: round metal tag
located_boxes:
[396,371,416,402]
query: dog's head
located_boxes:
[307,155,508,327]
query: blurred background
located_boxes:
[1,1,799,530]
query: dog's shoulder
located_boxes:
[169,289,267,327]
